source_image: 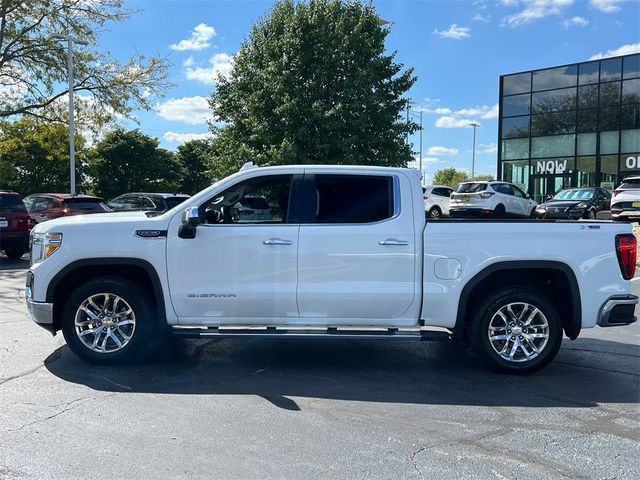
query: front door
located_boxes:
[166,173,300,324]
[531,175,573,203]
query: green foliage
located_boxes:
[0,118,87,195]
[432,167,495,187]
[0,0,170,130]
[211,0,417,167]
[175,139,215,194]
[90,129,185,199]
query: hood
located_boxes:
[32,211,168,233]
[541,200,588,209]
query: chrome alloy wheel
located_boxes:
[74,293,136,353]
[487,302,549,362]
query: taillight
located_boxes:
[613,189,622,197]
[615,234,637,280]
[479,192,495,199]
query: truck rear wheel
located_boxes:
[471,287,562,374]
[61,276,154,365]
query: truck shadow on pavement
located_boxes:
[44,336,639,410]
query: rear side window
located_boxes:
[455,183,487,193]
[164,197,189,209]
[313,175,394,224]
[0,194,26,212]
[64,199,109,212]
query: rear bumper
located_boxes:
[597,295,638,327]
[449,207,493,217]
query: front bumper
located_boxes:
[25,283,55,333]
[597,295,638,327]
[536,208,584,220]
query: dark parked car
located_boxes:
[23,193,110,223]
[106,193,190,213]
[0,190,33,259]
[534,187,611,220]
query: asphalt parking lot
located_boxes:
[0,254,638,480]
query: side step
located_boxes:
[172,326,451,342]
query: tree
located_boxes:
[211,0,417,167]
[0,117,87,194]
[175,139,215,194]
[432,167,494,187]
[0,0,170,128]
[90,129,185,199]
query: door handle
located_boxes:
[379,239,409,246]
[263,238,292,246]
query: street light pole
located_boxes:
[419,110,423,183]
[469,122,480,180]
[54,34,88,195]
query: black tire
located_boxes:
[494,204,506,218]
[428,206,442,219]
[61,276,155,365]
[585,209,596,220]
[449,211,458,218]
[470,287,563,374]
[4,248,26,260]
[529,208,536,219]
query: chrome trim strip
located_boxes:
[598,294,638,327]
[26,297,54,324]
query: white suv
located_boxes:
[449,181,538,218]
[423,185,453,219]
[611,176,640,221]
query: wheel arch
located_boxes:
[47,258,167,334]
[453,261,582,341]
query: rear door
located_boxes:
[296,172,419,326]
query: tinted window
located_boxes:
[493,183,514,195]
[164,197,189,209]
[202,175,292,224]
[0,194,26,212]
[621,104,640,129]
[533,65,577,91]
[32,197,52,212]
[532,87,576,112]
[513,185,527,198]
[601,58,622,82]
[619,179,640,189]
[578,84,598,109]
[64,198,109,212]
[314,175,393,224]
[503,73,531,96]
[600,106,621,131]
[107,197,126,209]
[623,54,640,79]
[22,196,35,210]
[432,188,452,197]
[599,82,621,106]
[579,61,599,85]
[502,115,530,138]
[531,111,576,136]
[622,79,640,104]
[455,183,487,193]
[577,108,598,133]
[502,94,530,117]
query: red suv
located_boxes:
[23,193,111,223]
[0,190,32,259]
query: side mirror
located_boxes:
[545,194,553,201]
[178,206,200,239]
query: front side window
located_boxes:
[201,174,293,224]
[312,175,393,224]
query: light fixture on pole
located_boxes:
[53,33,88,195]
[469,121,480,180]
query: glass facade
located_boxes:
[498,54,640,202]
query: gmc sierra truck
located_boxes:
[25,164,638,373]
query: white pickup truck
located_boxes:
[26,164,638,373]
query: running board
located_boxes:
[172,326,451,341]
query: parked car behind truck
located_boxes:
[26,164,637,374]
[449,180,537,218]
[0,190,32,259]
[23,193,110,223]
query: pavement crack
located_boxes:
[0,364,43,387]
[7,397,88,433]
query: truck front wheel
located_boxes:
[471,287,563,374]
[61,276,154,365]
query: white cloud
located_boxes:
[427,146,459,156]
[590,43,640,60]
[183,56,195,67]
[185,53,234,84]
[481,104,499,119]
[417,106,453,114]
[479,143,498,154]
[499,0,520,6]
[472,13,491,23]
[452,104,498,119]
[164,131,214,144]
[562,16,589,28]
[435,116,480,128]
[589,0,625,13]
[432,24,471,39]
[170,23,216,51]
[501,0,574,27]
[156,96,212,125]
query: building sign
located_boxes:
[624,155,640,169]
[600,182,614,192]
[536,160,567,174]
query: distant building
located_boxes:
[497,53,639,202]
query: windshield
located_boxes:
[619,179,640,189]
[553,189,594,200]
[455,183,487,193]
[64,198,110,212]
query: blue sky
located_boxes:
[98,0,640,183]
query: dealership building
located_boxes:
[497,53,640,202]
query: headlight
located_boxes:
[30,232,63,264]
[575,202,588,209]
[536,205,546,210]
